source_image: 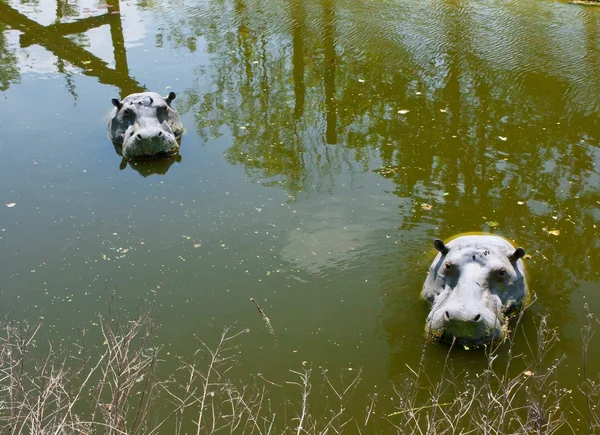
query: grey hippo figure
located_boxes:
[108,92,184,159]
[422,234,528,346]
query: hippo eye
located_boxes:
[123,108,133,117]
[495,268,507,280]
[444,262,456,274]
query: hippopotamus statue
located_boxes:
[422,234,528,346]
[108,92,184,159]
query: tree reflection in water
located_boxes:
[164,0,599,347]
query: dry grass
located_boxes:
[386,311,569,434]
[0,297,597,434]
[0,303,163,435]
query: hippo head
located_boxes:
[108,92,184,160]
[422,235,528,346]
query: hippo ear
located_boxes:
[433,239,449,255]
[509,247,525,262]
[112,98,123,110]
[165,92,176,105]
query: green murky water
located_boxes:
[1,0,599,430]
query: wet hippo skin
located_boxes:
[422,234,528,346]
[108,91,184,159]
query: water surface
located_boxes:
[1,0,599,429]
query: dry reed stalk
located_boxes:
[249,297,288,425]
[4,296,600,435]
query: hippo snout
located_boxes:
[427,302,504,345]
[122,125,179,159]
[444,306,483,323]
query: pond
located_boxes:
[0,0,599,431]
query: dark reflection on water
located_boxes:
[0,0,145,97]
[119,153,182,177]
[172,0,600,303]
[1,0,600,430]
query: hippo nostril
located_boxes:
[444,311,450,320]
[158,131,163,137]
[136,133,142,140]
[473,314,481,322]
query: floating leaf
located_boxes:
[517,201,525,205]
[397,109,410,115]
[523,370,534,377]
[421,203,433,211]
[440,108,447,113]
[542,227,560,236]
[6,203,16,208]
[358,79,365,83]
[193,243,201,248]
[499,136,507,141]
[487,221,499,227]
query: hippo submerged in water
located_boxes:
[108,92,184,159]
[422,234,528,346]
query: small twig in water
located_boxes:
[250,298,276,337]
[387,402,453,417]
